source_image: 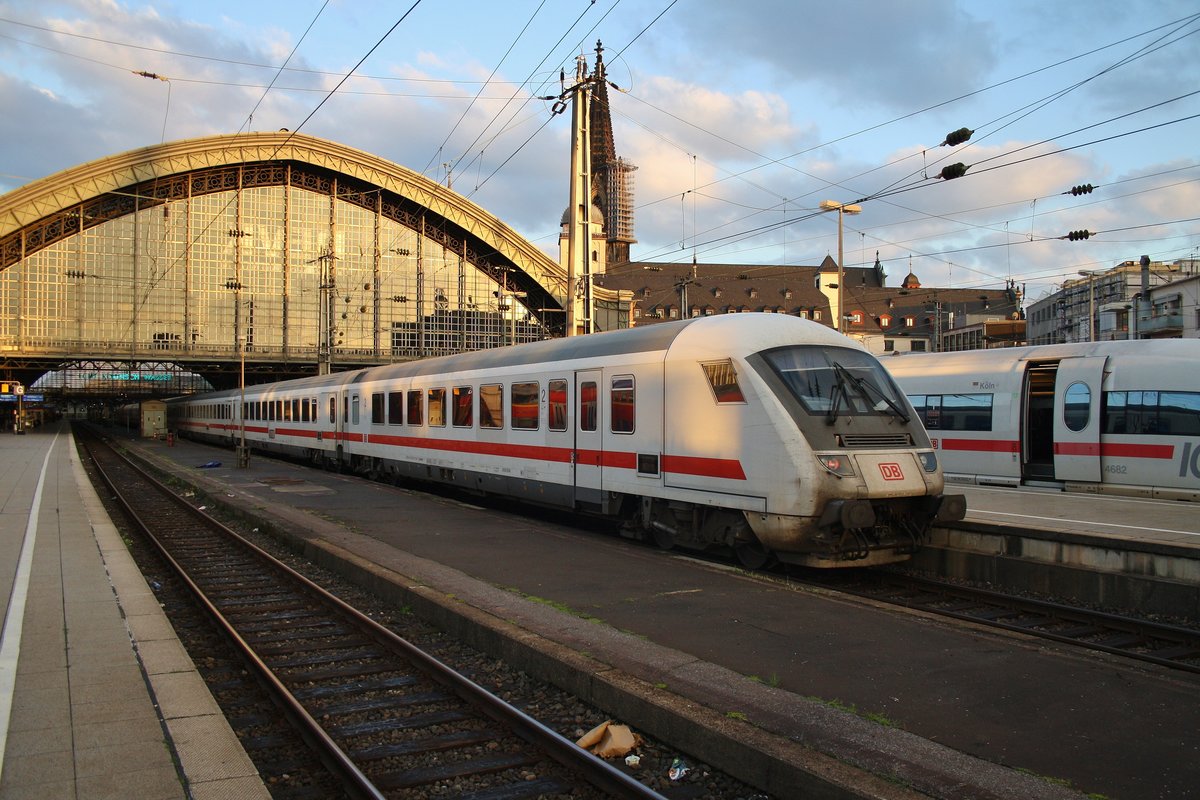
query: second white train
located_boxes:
[883,339,1200,501]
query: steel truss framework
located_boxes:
[0,133,625,393]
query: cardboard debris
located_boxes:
[575,720,641,758]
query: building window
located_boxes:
[905,316,915,327]
[911,340,927,352]
[879,314,892,327]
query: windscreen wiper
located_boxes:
[832,362,911,423]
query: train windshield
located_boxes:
[763,346,910,421]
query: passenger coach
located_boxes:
[883,340,1200,501]
[168,314,964,567]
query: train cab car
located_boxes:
[882,340,1200,501]
[168,314,965,568]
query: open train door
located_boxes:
[1052,356,1106,483]
[574,370,603,508]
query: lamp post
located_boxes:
[1078,270,1099,342]
[236,334,249,468]
[820,200,862,333]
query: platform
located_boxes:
[109,426,1200,800]
[0,423,268,800]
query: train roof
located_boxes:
[885,339,1199,365]
[172,313,862,402]
[882,339,1200,379]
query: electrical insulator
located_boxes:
[1070,183,1095,196]
[1067,230,1092,241]
[938,163,969,180]
[943,127,973,147]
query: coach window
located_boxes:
[267,401,275,422]
[480,384,503,429]
[452,387,474,427]
[701,360,745,403]
[549,379,568,431]
[407,390,423,426]
[611,376,635,433]
[428,388,446,426]
[909,395,940,429]
[511,382,539,430]
[351,395,361,426]
[1064,382,1091,432]
[580,381,598,432]
[1159,392,1200,435]
[328,397,335,424]
[371,392,385,424]
[388,392,404,425]
[1106,390,1200,436]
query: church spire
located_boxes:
[587,40,637,265]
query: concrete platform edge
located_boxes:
[67,433,270,800]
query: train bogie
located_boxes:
[883,340,1200,502]
[168,314,965,568]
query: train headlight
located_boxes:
[917,451,938,473]
[816,453,856,477]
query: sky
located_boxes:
[1,0,1198,306]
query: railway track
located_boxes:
[80,430,666,799]
[816,571,1200,674]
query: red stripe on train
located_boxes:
[936,438,1020,453]
[182,421,747,480]
[661,454,748,480]
[936,437,1173,460]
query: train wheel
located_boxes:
[734,539,774,570]
[651,524,675,551]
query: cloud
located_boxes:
[662,0,998,112]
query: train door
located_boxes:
[319,391,337,445]
[1052,357,1106,483]
[574,370,603,507]
[1022,363,1057,481]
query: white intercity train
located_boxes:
[167,314,965,568]
[882,340,1200,501]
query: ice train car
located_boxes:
[167,314,965,568]
[882,339,1200,501]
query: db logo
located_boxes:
[879,462,904,481]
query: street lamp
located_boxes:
[1078,270,1099,342]
[820,200,862,334]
